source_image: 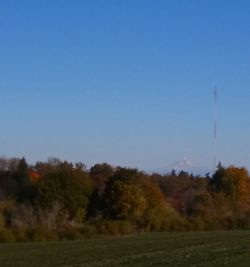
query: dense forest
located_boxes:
[0,157,250,242]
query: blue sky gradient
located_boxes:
[1,1,250,172]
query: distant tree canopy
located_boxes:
[1,157,250,242]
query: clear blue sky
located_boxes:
[1,0,250,172]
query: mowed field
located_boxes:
[0,231,250,267]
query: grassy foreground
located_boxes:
[0,231,250,267]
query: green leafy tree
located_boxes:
[12,158,32,202]
[88,163,114,217]
[37,161,92,219]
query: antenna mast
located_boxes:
[213,88,218,171]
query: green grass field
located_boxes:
[0,231,250,267]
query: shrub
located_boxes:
[0,214,5,228]
[117,220,136,235]
[0,200,16,227]
[0,228,15,243]
[94,220,136,236]
[189,217,206,231]
[102,220,120,236]
[27,227,58,242]
[58,227,83,240]
[78,224,96,238]
[13,228,27,242]
[163,215,190,231]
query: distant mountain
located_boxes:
[171,157,193,171]
[148,158,211,176]
[169,158,211,176]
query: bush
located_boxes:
[189,217,206,231]
[101,220,120,236]
[0,214,5,228]
[13,228,27,242]
[0,200,16,227]
[233,216,250,230]
[78,224,96,238]
[0,228,15,243]
[117,220,136,235]
[58,227,84,240]
[27,227,58,242]
[163,215,190,231]
[94,220,136,236]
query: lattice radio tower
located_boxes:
[213,88,218,172]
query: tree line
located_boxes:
[0,157,250,242]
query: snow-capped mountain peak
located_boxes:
[171,157,193,170]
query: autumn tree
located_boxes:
[140,180,180,231]
[213,165,250,228]
[107,180,146,223]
